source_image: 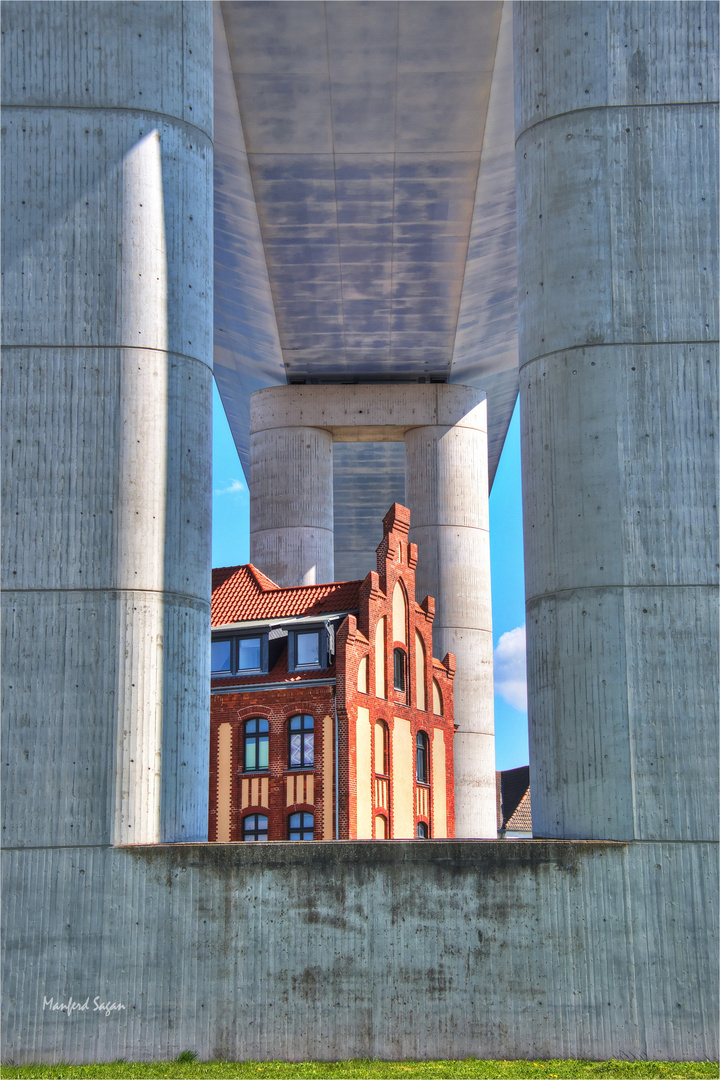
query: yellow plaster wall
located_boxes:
[433,678,443,715]
[391,717,414,838]
[216,723,232,842]
[431,729,448,837]
[355,705,372,838]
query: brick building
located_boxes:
[210,504,456,841]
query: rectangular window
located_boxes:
[237,636,262,671]
[211,639,232,673]
[393,648,406,692]
[288,628,326,672]
[296,630,320,667]
[211,633,267,676]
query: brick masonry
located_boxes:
[210,504,456,841]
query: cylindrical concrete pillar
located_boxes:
[1,2,213,844]
[405,395,496,838]
[516,1,718,839]
[250,423,334,588]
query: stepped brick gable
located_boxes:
[209,504,456,841]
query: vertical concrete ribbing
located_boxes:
[405,397,496,839]
[1,1,213,844]
[249,426,334,587]
[515,1,719,839]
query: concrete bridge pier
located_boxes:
[249,425,335,587]
[1,0,214,845]
[249,383,496,838]
[516,1,718,841]
[405,407,495,840]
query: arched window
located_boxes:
[432,678,443,716]
[242,813,268,841]
[288,811,314,841]
[244,718,269,771]
[393,647,406,692]
[416,821,429,839]
[375,720,390,776]
[416,730,429,784]
[289,714,314,768]
[375,814,388,840]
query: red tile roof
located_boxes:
[495,765,532,833]
[211,564,362,627]
[505,788,532,832]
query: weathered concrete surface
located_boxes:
[405,412,495,840]
[249,425,335,586]
[515,1,719,841]
[1,1,214,844]
[249,384,495,836]
[250,383,489,440]
[2,840,717,1063]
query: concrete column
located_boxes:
[405,395,496,838]
[1,2,213,844]
[515,2,718,839]
[250,423,334,588]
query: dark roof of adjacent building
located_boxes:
[211,564,362,627]
[495,765,532,833]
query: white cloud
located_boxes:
[494,625,528,713]
[213,478,246,497]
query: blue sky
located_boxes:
[212,381,529,771]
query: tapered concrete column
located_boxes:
[249,425,334,587]
[516,2,718,839]
[405,396,495,838]
[1,2,213,844]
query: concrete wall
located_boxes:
[516,0,719,841]
[2,841,716,1063]
[1,0,214,845]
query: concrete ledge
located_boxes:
[250,384,487,439]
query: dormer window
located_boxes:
[211,634,268,676]
[211,639,232,674]
[237,636,262,671]
[288,627,327,672]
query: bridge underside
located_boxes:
[213,0,518,575]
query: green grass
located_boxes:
[0,1059,716,1079]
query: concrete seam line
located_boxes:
[515,100,718,144]
[1,345,216,366]
[1,844,117,852]
[408,525,490,534]
[1,587,212,603]
[1,103,214,143]
[518,339,719,369]
[525,583,718,604]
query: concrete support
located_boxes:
[515,1,719,839]
[249,383,496,837]
[1,2,214,844]
[405,410,495,839]
[249,426,334,587]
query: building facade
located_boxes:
[210,504,456,841]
